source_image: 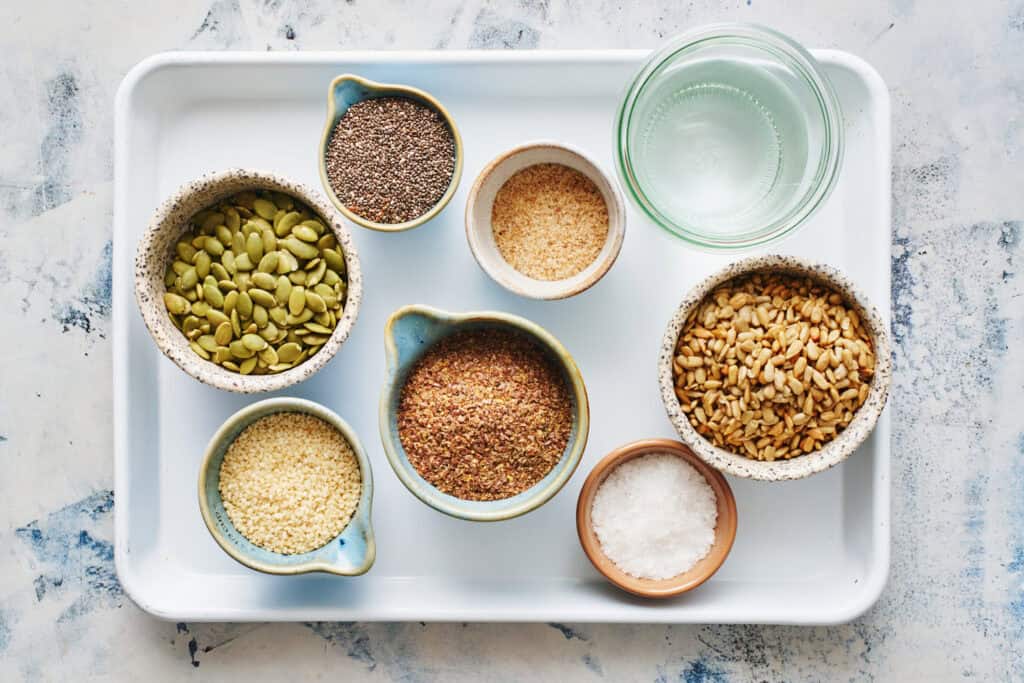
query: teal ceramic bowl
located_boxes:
[379,305,590,522]
[317,74,464,232]
[198,397,375,575]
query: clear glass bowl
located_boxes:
[615,24,844,250]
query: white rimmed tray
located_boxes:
[113,50,891,624]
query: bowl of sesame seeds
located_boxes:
[198,397,375,575]
[465,141,626,300]
[378,304,590,521]
[318,74,464,232]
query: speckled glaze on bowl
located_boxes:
[658,255,892,481]
[134,169,363,394]
[198,397,375,576]
[379,304,590,521]
[465,141,626,300]
[317,74,464,232]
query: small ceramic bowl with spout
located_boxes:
[198,397,375,575]
[317,74,464,232]
[378,304,590,521]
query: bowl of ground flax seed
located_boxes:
[378,305,590,521]
[318,74,463,232]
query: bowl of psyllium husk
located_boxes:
[576,439,736,598]
[198,397,375,576]
[318,74,463,232]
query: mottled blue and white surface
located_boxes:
[1,0,1022,679]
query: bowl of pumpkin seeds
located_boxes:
[135,169,362,393]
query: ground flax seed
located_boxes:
[396,328,573,501]
[324,96,455,224]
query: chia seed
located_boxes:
[324,96,456,224]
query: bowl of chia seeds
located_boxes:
[318,74,464,232]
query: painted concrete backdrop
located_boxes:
[1,0,1022,680]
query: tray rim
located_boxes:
[112,48,892,624]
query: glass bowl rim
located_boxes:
[614,22,844,251]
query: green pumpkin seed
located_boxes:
[288,286,306,315]
[304,322,333,335]
[301,219,325,234]
[269,306,288,326]
[303,257,321,271]
[313,311,332,327]
[195,251,212,279]
[305,291,327,313]
[234,253,254,271]
[253,198,277,220]
[253,305,269,328]
[164,270,177,288]
[223,290,238,316]
[189,341,211,360]
[276,250,299,274]
[229,340,254,359]
[244,322,258,335]
[203,282,224,308]
[205,309,229,328]
[275,211,302,238]
[214,322,233,345]
[249,289,275,308]
[197,335,218,352]
[281,237,319,260]
[285,309,314,325]
[303,334,330,345]
[258,346,279,366]
[222,360,241,372]
[237,291,253,319]
[258,322,279,341]
[205,238,225,257]
[242,333,267,351]
[323,295,340,309]
[179,267,198,291]
[277,343,302,363]
[217,279,238,292]
[292,225,318,242]
[268,362,295,372]
[231,231,245,254]
[171,260,189,276]
[233,272,252,291]
[288,270,307,286]
[313,283,333,299]
[231,309,242,337]
[176,242,197,262]
[307,260,327,287]
[225,208,241,231]
[211,262,229,282]
[322,269,340,286]
[257,251,279,274]
[215,225,231,246]
[239,357,258,375]
[182,315,202,334]
[164,293,189,315]
[322,248,345,273]
[246,232,264,262]
[191,300,210,317]
[318,234,337,250]
[251,272,276,290]
[271,193,294,210]
[275,276,292,305]
[213,347,232,364]
[222,250,237,274]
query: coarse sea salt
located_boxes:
[590,453,718,580]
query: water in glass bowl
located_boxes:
[629,55,811,237]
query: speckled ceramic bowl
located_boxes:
[658,255,892,481]
[317,74,464,232]
[379,305,590,521]
[198,397,375,576]
[134,169,363,394]
[465,141,626,300]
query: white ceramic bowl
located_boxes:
[658,255,892,481]
[134,169,362,394]
[465,141,625,300]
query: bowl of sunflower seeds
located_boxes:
[658,255,891,481]
[135,169,362,393]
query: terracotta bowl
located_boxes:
[465,141,626,300]
[658,255,892,481]
[576,439,737,598]
[134,168,362,393]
